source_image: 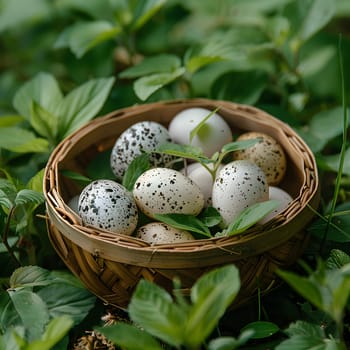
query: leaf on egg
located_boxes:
[220,138,261,155]
[221,199,280,237]
[154,213,212,238]
[155,142,212,164]
[189,107,220,142]
[122,153,151,191]
[198,206,222,227]
[60,170,91,185]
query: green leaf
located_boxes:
[60,170,91,186]
[221,138,261,155]
[0,126,49,153]
[27,169,45,193]
[154,213,212,237]
[128,279,187,347]
[8,289,50,342]
[122,153,151,191]
[14,189,45,207]
[189,107,219,143]
[9,266,52,289]
[30,101,58,142]
[120,54,181,78]
[224,200,280,236]
[0,114,24,127]
[13,72,63,122]
[184,265,240,348]
[208,330,254,350]
[0,0,52,32]
[326,249,350,270]
[131,0,166,30]
[0,189,13,209]
[96,323,164,350]
[54,21,122,58]
[317,148,350,176]
[26,316,74,350]
[156,142,209,163]
[198,207,222,227]
[133,67,185,101]
[240,321,280,339]
[57,76,115,139]
[37,283,96,325]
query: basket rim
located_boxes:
[44,98,320,268]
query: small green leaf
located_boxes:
[185,265,240,348]
[31,101,58,142]
[128,279,187,347]
[120,54,181,78]
[131,0,166,30]
[0,189,13,209]
[326,249,350,270]
[224,200,280,236]
[10,266,52,289]
[208,330,254,350]
[123,153,151,191]
[134,67,185,101]
[156,142,209,163]
[189,107,220,143]
[198,207,222,228]
[14,189,45,207]
[0,126,49,153]
[96,323,164,350]
[60,170,92,185]
[241,321,280,339]
[221,138,261,155]
[154,213,212,237]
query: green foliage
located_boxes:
[97,265,245,349]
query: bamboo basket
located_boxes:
[44,98,320,309]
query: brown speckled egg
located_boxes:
[233,131,286,185]
[78,179,138,235]
[133,167,204,218]
[136,222,194,245]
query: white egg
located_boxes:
[136,222,194,245]
[78,179,138,235]
[133,167,204,218]
[181,162,223,206]
[168,107,232,157]
[259,186,293,224]
[212,160,268,227]
[233,131,287,185]
[110,121,173,180]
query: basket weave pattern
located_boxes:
[44,99,320,308]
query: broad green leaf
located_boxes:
[131,0,166,30]
[128,279,187,347]
[54,21,122,58]
[134,67,185,101]
[154,213,212,237]
[0,127,49,153]
[156,142,209,163]
[284,0,335,49]
[0,0,52,32]
[37,283,96,325]
[57,76,115,139]
[13,72,63,121]
[240,321,280,339]
[224,200,280,236]
[8,289,50,342]
[120,54,181,78]
[122,153,150,191]
[26,316,74,350]
[316,148,350,176]
[0,189,13,209]
[27,169,45,193]
[198,207,222,227]
[184,265,240,348]
[96,323,164,350]
[15,189,45,207]
[0,115,24,127]
[9,266,51,289]
[30,101,58,142]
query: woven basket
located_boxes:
[44,98,320,309]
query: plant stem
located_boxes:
[2,206,21,267]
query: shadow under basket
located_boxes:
[44,98,320,309]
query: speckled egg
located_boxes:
[110,121,173,180]
[136,222,194,245]
[168,107,232,157]
[133,167,204,218]
[212,160,269,227]
[233,131,287,185]
[78,179,138,235]
[259,186,293,224]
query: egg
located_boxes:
[212,160,268,227]
[136,222,194,245]
[233,131,286,185]
[78,179,138,235]
[259,186,293,224]
[181,162,223,206]
[110,121,173,180]
[168,107,232,157]
[133,167,204,218]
